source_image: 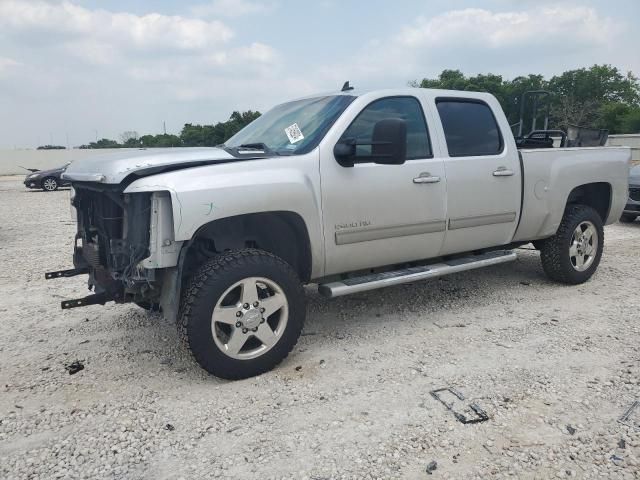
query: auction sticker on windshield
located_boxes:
[285,123,305,144]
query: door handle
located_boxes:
[493,166,514,177]
[413,172,441,184]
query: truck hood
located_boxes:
[62,147,241,184]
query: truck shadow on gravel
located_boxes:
[304,251,547,333]
[80,251,551,380]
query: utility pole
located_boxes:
[163,121,166,135]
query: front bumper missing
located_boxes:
[45,268,116,309]
[60,292,112,310]
[45,267,88,279]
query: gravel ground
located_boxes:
[0,175,639,480]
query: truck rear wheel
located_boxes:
[178,249,305,380]
[620,213,637,223]
[539,205,604,284]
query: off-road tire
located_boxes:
[178,249,305,380]
[539,204,604,285]
[619,213,637,223]
[42,177,58,192]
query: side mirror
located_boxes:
[371,118,407,165]
[333,118,407,167]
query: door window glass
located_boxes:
[340,97,431,160]
[436,99,503,157]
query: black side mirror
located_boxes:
[333,118,407,167]
[371,118,407,165]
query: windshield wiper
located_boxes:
[237,143,269,151]
[223,143,280,156]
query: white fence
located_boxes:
[607,135,640,164]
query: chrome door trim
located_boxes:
[335,220,447,245]
[448,212,517,230]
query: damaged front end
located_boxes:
[47,183,158,309]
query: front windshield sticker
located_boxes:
[284,123,305,144]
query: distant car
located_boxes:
[620,164,640,223]
[23,163,71,192]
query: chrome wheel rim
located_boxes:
[211,277,288,360]
[569,221,598,272]
[43,178,57,191]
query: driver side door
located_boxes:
[319,95,447,276]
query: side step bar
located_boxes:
[318,250,517,298]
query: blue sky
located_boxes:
[0,0,638,148]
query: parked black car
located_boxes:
[23,163,71,192]
[620,164,640,223]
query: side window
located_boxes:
[340,97,431,160]
[436,99,503,157]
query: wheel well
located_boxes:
[181,211,312,286]
[566,182,611,222]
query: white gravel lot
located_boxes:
[0,174,639,480]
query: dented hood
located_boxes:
[62,147,237,184]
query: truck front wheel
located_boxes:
[539,205,604,285]
[178,249,305,380]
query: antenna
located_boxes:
[341,81,354,92]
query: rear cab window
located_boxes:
[436,99,503,157]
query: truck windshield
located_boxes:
[224,95,356,156]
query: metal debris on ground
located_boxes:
[164,423,175,431]
[426,460,437,475]
[618,400,640,431]
[64,360,84,375]
[610,454,624,466]
[430,387,489,424]
[566,425,577,435]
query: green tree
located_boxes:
[79,138,120,149]
[37,145,66,150]
[620,108,640,133]
[413,64,640,134]
[180,110,261,147]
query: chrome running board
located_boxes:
[318,250,517,298]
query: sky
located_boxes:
[0,0,638,148]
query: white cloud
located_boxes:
[0,57,20,75]
[0,0,292,148]
[190,0,273,18]
[334,6,628,87]
[0,1,635,149]
[396,7,613,51]
[0,0,234,62]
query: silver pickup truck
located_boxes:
[55,87,630,379]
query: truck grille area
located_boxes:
[72,185,151,281]
[629,187,640,202]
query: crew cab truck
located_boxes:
[53,87,630,379]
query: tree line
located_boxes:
[76,110,261,149]
[414,64,640,134]
[40,64,639,150]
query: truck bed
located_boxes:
[513,146,630,242]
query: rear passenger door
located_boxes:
[433,97,521,255]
